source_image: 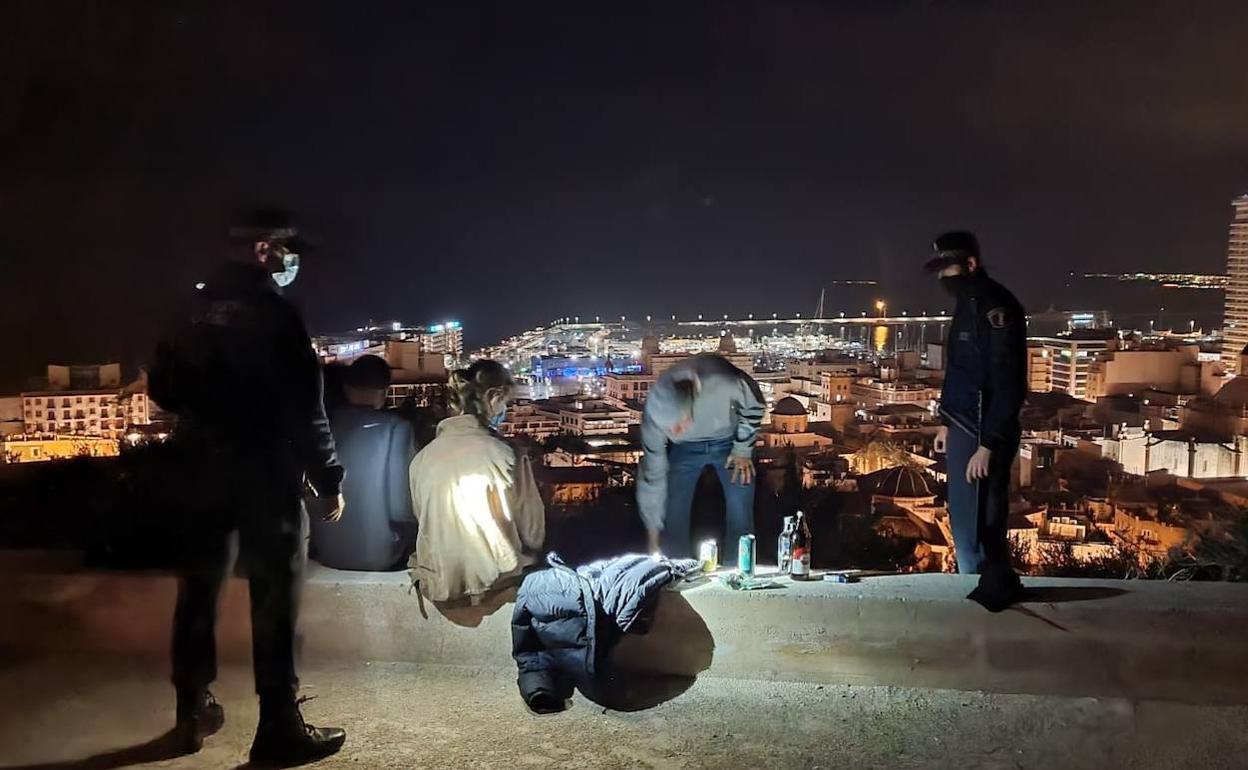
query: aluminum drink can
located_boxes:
[698,539,719,572]
[738,534,757,577]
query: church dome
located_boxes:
[1213,375,1248,413]
[869,465,935,500]
[772,396,807,417]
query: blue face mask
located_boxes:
[271,252,300,288]
[489,405,507,429]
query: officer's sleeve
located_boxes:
[981,303,1028,453]
[275,303,344,497]
[636,409,670,532]
[303,363,345,497]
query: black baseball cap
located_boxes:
[229,207,314,252]
[924,230,980,273]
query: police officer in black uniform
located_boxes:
[149,210,348,763]
[927,231,1028,611]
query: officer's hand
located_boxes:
[646,529,662,556]
[966,447,993,484]
[319,493,346,523]
[726,455,755,486]
[934,426,948,455]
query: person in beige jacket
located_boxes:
[408,359,545,603]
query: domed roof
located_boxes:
[1213,375,1248,412]
[772,396,807,417]
[870,465,935,500]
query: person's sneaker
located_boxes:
[172,690,225,755]
[249,697,346,767]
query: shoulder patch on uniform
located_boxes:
[986,307,1010,329]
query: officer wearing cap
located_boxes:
[926,231,1028,611]
[149,209,347,763]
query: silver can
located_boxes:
[698,539,719,572]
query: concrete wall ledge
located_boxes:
[3,551,1247,706]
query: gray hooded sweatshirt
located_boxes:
[637,354,764,531]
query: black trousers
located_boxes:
[171,484,309,704]
[946,425,1017,574]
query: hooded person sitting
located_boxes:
[407,359,546,603]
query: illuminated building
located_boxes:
[1027,342,1052,394]
[850,378,939,409]
[1031,331,1116,400]
[603,373,657,405]
[499,402,561,441]
[1,434,120,463]
[769,396,809,434]
[760,397,837,450]
[420,321,464,359]
[1084,345,1207,400]
[1222,194,1248,373]
[381,340,449,410]
[647,333,755,376]
[314,335,370,362]
[316,321,464,366]
[20,364,149,439]
[550,398,638,436]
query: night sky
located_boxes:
[3,1,1248,388]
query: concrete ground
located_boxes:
[1,654,1245,770]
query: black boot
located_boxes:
[172,689,225,755]
[249,696,346,767]
[966,561,1024,613]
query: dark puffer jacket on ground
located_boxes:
[510,553,699,713]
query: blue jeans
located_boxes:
[661,438,755,562]
[946,423,1016,575]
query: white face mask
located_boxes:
[272,252,300,288]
